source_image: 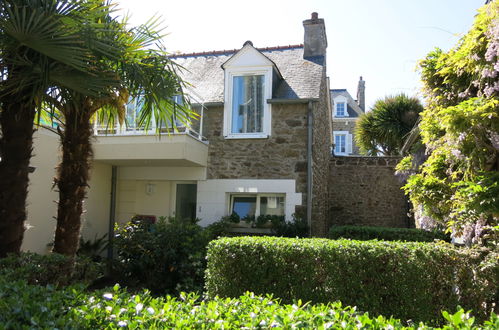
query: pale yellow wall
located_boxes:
[116,179,172,224]
[81,162,112,241]
[23,130,112,254]
[23,130,59,254]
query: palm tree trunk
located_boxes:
[53,107,93,257]
[0,98,35,258]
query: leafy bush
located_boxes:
[0,252,104,286]
[328,225,450,242]
[113,217,209,295]
[206,237,498,324]
[0,279,498,328]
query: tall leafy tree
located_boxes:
[0,0,112,257]
[46,10,192,257]
[355,94,423,156]
[401,2,499,245]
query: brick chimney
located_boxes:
[303,12,327,58]
[356,76,366,112]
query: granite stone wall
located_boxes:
[202,104,309,215]
[328,156,411,229]
[311,71,333,237]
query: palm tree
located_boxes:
[46,11,193,257]
[0,0,113,257]
[355,94,423,156]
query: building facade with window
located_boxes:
[331,77,366,155]
[21,13,333,253]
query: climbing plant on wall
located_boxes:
[400,2,499,245]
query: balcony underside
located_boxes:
[93,134,208,167]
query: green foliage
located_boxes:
[270,215,309,237]
[355,93,423,156]
[0,279,498,329]
[405,1,499,246]
[328,225,450,242]
[206,237,498,324]
[0,252,104,286]
[78,233,108,261]
[113,217,209,295]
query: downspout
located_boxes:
[107,165,117,262]
[307,101,313,236]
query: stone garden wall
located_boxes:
[328,156,411,229]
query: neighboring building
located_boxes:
[331,77,365,155]
[22,12,333,253]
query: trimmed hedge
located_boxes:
[206,237,498,324]
[0,279,498,328]
[328,225,451,242]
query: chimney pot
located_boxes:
[311,12,318,20]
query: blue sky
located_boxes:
[118,0,486,109]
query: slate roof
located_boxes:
[330,89,363,117]
[171,45,325,104]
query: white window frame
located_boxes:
[333,96,349,118]
[229,193,285,218]
[223,66,273,139]
[333,131,352,155]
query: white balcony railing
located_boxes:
[93,91,207,143]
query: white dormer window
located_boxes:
[222,42,277,139]
[336,102,346,117]
[333,95,349,118]
[231,74,265,134]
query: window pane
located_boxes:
[260,196,285,216]
[175,184,197,221]
[336,102,345,116]
[231,75,264,133]
[232,196,257,218]
[335,135,346,153]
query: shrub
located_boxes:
[206,237,498,324]
[0,252,104,286]
[328,225,450,242]
[113,217,209,295]
[1,279,498,328]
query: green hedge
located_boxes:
[328,225,451,242]
[0,279,498,328]
[206,237,498,324]
[0,252,103,286]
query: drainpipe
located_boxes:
[107,166,117,262]
[307,101,313,236]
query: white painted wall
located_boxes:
[82,162,112,241]
[22,131,112,253]
[23,130,59,254]
[196,179,302,226]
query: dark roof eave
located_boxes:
[267,98,319,104]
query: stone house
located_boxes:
[22,12,333,253]
[331,77,365,155]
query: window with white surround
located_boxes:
[231,75,265,134]
[333,95,349,118]
[222,43,275,139]
[336,102,346,117]
[333,131,352,155]
[230,193,285,219]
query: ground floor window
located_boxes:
[230,194,285,220]
[333,131,352,155]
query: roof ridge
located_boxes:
[170,44,304,58]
